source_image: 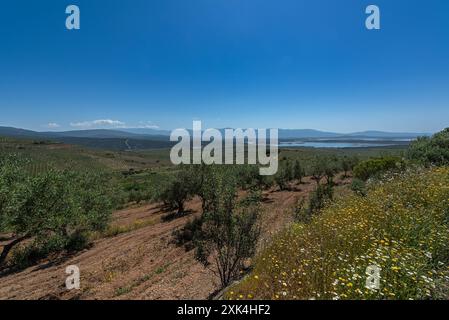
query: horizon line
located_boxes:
[0,124,436,135]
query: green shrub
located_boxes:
[323,157,340,185]
[308,184,333,214]
[293,198,307,223]
[0,155,117,268]
[407,128,449,166]
[293,184,334,224]
[350,178,367,196]
[293,160,305,183]
[156,167,195,213]
[65,231,91,252]
[239,189,263,208]
[353,156,404,181]
[173,216,204,249]
[310,157,327,185]
[341,156,359,178]
[275,162,293,191]
[10,244,43,270]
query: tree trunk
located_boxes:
[177,201,184,214]
[0,235,29,267]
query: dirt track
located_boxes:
[0,179,321,300]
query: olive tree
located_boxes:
[341,156,359,178]
[311,157,327,185]
[274,161,293,191]
[0,156,117,267]
[293,159,305,183]
[323,157,340,186]
[193,169,261,288]
[158,166,195,213]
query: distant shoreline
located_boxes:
[279,138,411,149]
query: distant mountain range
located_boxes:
[128,128,431,140]
[0,127,168,140]
[0,126,431,150]
[0,127,172,151]
[0,126,431,140]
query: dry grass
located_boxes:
[94,217,160,239]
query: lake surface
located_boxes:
[279,141,408,148]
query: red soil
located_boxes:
[0,177,337,300]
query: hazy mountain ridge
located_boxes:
[0,127,173,150]
[344,130,430,139]
[0,126,431,141]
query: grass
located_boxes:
[278,146,406,174]
[114,265,171,297]
[155,265,169,274]
[115,286,133,296]
[0,137,173,173]
[227,166,449,300]
[97,217,160,239]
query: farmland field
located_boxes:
[1,135,429,300]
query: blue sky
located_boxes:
[0,0,448,133]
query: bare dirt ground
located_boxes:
[0,177,345,300]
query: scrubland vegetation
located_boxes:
[0,129,448,300]
[226,128,449,300]
[227,167,449,300]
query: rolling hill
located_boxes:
[0,126,431,151]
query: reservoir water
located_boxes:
[279,141,410,148]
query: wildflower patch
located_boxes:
[227,167,449,300]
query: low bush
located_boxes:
[294,184,334,223]
[341,156,359,178]
[173,216,204,249]
[156,167,195,213]
[293,160,305,183]
[407,128,449,166]
[350,178,367,196]
[353,156,404,181]
[274,162,293,191]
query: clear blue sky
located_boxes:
[0,0,448,133]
